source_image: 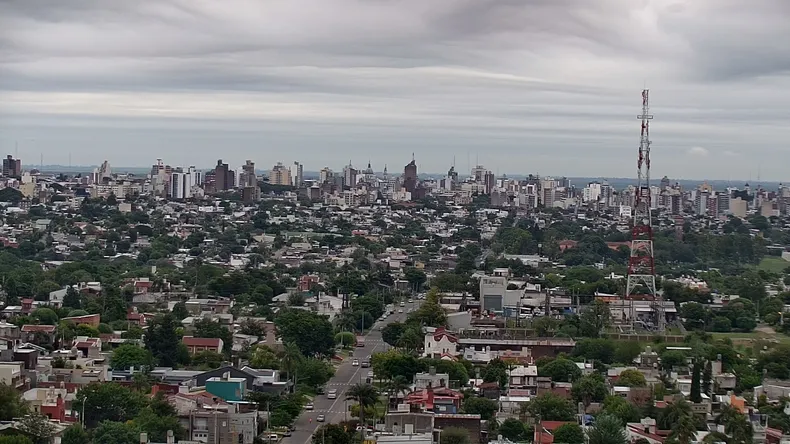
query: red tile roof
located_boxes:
[182,336,222,347]
[21,325,57,333]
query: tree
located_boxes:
[381,322,406,347]
[658,399,693,432]
[249,345,280,370]
[579,299,611,337]
[498,418,529,442]
[171,302,189,321]
[660,350,687,372]
[482,358,509,388]
[296,357,335,389]
[0,437,33,444]
[440,427,471,444]
[617,369,647,387]
[723,409,753,444]
[601,395,641,425]
[527,393,575,421]
[312,424,354,444]
[552,423,585,444]
[462,397,498,421]
[281,342,304,386]
[0,383,29,420]
[334,331,356,348]
[702,360,712,396]
[16,413,56,444]
[193,318,233,355]
[404,268,428,291]
[408,288,447,327]
[346,383,378,433]
[587,414,628,444]
[75,382,148,428]
[31,308,59,325]
[145,313,183,368]
[572,338,616,364]
[110,344,154,371]
[385,376,411,407]
[191,351,225,369]
[61,424,89,444]
[668,411,698,444]
[572,373,608,407]
[133,393,185,442]
[690,361,702,403]
[62,287,81,310]
[614,341,643,365]
[538,358,582,382]
[92,420,140,444]
[275,309,335,357]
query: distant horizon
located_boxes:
[19,163,783,186]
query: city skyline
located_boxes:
[2,1,790,180]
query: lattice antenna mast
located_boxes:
[626,89,663,331]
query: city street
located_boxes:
[283,299,421,444]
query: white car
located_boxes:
[352,359,359,366]
[398,309,403,313]
[305,403,314,410]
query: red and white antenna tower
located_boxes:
[626,89,664,331]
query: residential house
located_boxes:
[182,337,223,355]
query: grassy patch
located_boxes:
[756,256,790,273]
[710,331,790,346]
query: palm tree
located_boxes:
[724,412,753,444]
[659,398,693,430]
[280,342,303,392]
[587,414,628,444]
[385,376,411,411]
[346,383,379,437]
[334,312,356,333]
[667,413,698,444]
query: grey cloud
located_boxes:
[1,0,790,180]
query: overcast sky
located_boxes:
[1,0,789,180]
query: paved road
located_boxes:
[284,300,421,444]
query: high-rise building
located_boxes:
[214,159,230,191]
[269,162,292,186]
[241,160,256,187]
[402,157,417,193]
[240,160,259,203]
[2,155,21,178]
[319,167,333,184]
[171,170,188,199]
[343,162,358,189]
[291,162,304,188]
[188,166,202,187]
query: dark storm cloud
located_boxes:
[1,0,789,180]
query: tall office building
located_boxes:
[319,167,333,184]
[291,162,304,188]
[214,159,230,191]
[343,162,358,189]
[269,162,292,186]
[188,166,202,187]
[171,170,189,199]
[2,155,21,178]
[402,157,417,193]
